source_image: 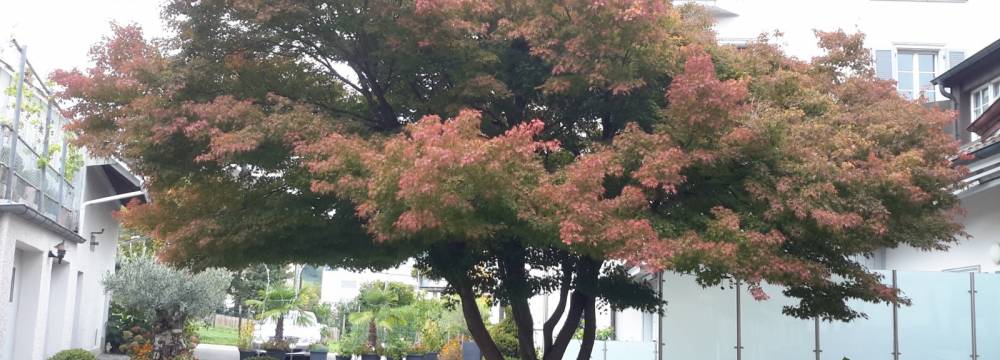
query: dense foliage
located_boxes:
[59,1,966,359]
[47,349,97,360]
[103,257,232,358]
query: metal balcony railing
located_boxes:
[0,43,80,232]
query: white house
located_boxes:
[0,44,145,359]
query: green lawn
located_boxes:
[197,326,238,346]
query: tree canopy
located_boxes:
[59,1,965,359]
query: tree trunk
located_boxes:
[544,291,585,360]
[368,319,379,351]
[576,295,597,360]
[456,282,505,360]
[276,313,285,341]
[153,308,188,358]
[510,300,538,360]
[543,262,573,354]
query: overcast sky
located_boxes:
[0,0,168,77]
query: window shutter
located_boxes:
[949,51,966,69]
[875,50,892,80]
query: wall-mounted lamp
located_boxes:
[48,241,66,264]
[90,228,105,251]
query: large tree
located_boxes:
[56,2,964,360]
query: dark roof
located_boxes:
[100,164,146,206]
[933,38,1000,87]
[969,98,1000,137]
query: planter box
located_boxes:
[335,356,352,360]
[405,355,424,360]
[311,351,329,360]
[263,350,288,360]
[239,350,265,360]
[360,354,380,360]
[424,353,438,360]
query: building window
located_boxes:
[896,51,937,101]
[972,79,1000,119]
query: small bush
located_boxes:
[48,349,97,360]
[439,338,462,360]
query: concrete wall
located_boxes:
[0,165,125,360]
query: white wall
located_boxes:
[886,180,1000,272]
[0,165,125,359]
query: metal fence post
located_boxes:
[892,270,900,360]
[814,317,821,360]
[735,280,743,360]
[39,100,52,210]
[5,44,27,200]
[970,272,978,359]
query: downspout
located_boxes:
[938,82,962,137]
[76,190,144,235]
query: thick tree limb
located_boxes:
[576,294,597,360]
[456,281,504,360]
[543,261,574,353]
[545,290,585,360]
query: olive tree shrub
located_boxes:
[103,256,231,358]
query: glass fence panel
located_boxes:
[14,137,41,186]
[820,292,893,359]
[742,282,813,360]
[62,178,74,206]
[43,196,58,219]
[661,273,737,360]
[975,273,1000,359]
[897,271,971,359]
[602,340,655,360]
[44,166,58,198]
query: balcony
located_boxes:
[0,60,80,232]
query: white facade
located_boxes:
[0,49,143,359]
[0,164,136,360]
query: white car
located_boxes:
[252,310,323,349]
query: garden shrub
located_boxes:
[48,349,97,360]
[438,338,462,360]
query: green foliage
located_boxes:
[308,343,329,352]
[103,256,231,359]
[488,310,519,359]
[238,320,255,349]
[229,264,291,317]
[261,339,291,351]
[103,256,232,324]
[105,302,150,354]
[62,144,83,181]
[196,326,238,346]
[245,286,314,342]
[47,349,97,360]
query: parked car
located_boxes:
[252,310,322,349]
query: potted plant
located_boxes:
[238,321,262,360]
[261,339,291,360]
[334,336,361,360]
[383,338,408,360]
[308,343,329,360]
[359,343,381,360]
[405,342,427,360]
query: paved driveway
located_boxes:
[194,344,239,360]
